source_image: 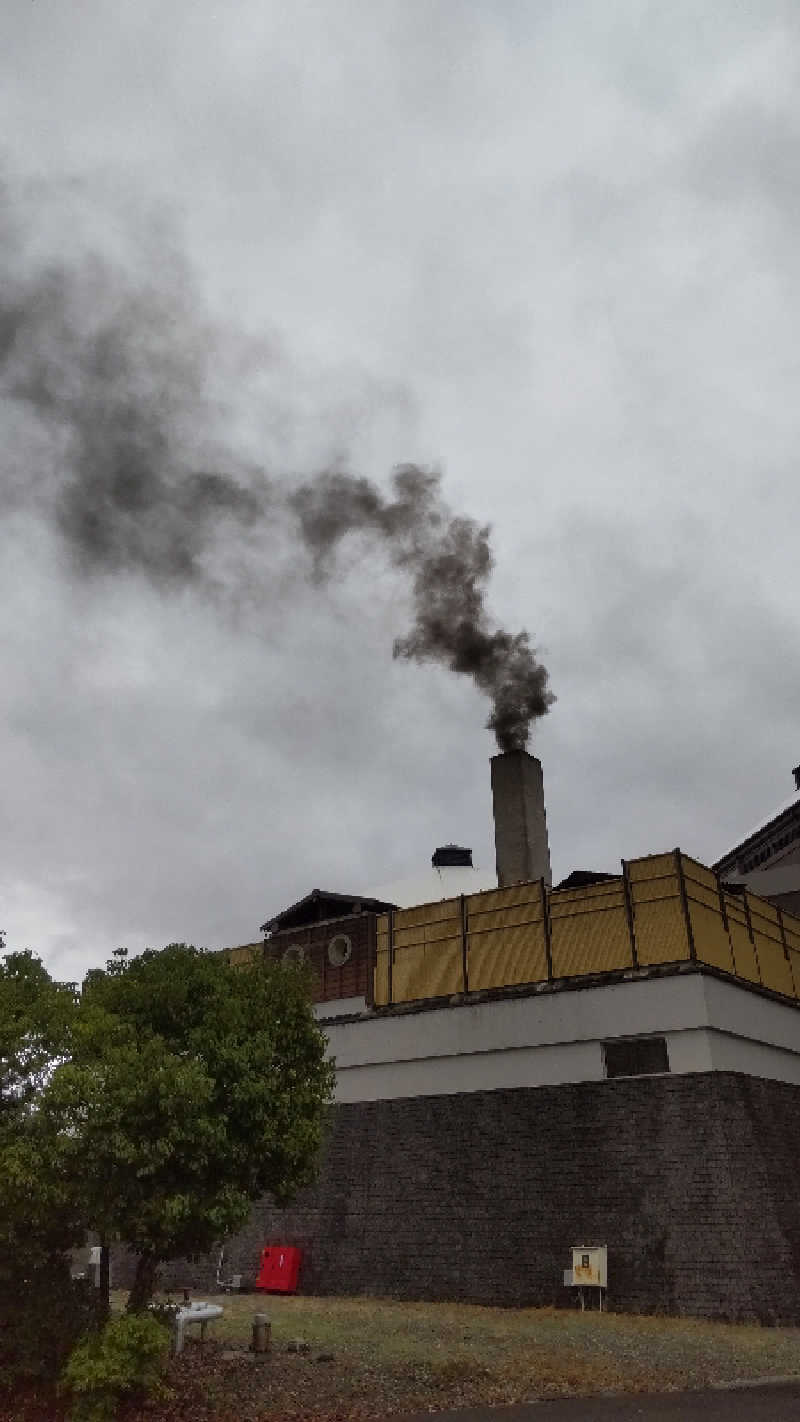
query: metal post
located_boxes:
[674,849,696,961]
[621,859,639,968]
[460,894,469,995]
[541,877,553,982]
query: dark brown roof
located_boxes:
[260,889,397,935]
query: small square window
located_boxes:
[603,1037,669,1079]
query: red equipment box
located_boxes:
[256,1244,302,1294]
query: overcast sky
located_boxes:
[2,1,799,983]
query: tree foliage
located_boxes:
[0,939,334,1340]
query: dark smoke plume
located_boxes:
[1,212,553,751]
[290,468,554,751]
[1,248,267,587]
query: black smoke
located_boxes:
[291,467,554,751]
[1,215,554,751]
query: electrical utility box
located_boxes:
[572,1246,607,1289]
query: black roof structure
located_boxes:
[260,888,398,936]
[555,870,620,891]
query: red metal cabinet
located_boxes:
[256,1244,302,1293]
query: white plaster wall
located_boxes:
[326,975,708,1071]
[322,974,800,1103]
[708,1031,800,1085]
[314,997,367,1020]
[701,976,800,1055]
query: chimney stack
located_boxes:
[491,750,552,889]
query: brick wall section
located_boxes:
[112,1073,800,1322]
[267,913,374,1003]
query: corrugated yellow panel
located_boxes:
[689,901,735,973]
[391,944,427,1002]
[749,896,781,932]
[376,914,389,941]
[627,854,679,882]
[468,905,544,934]
[754,933,794,998]
[723,894,759,983]
[227,944,261,968]
[392,918,461,949]
[683,877,721,912]
[426,938,465,998]
[466,883,543,915]
[550,906,632,977]
[788,950,800,1000]
[681,856,720,891]
[783,916,800,956]
[552,881,623,912]
[632,901,690,964]
[468,924,548,990]
[391,938,463,1002]
[374,946,390,1005]
[394,898,461,930]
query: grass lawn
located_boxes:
[133,1291,800,1419]
[8,1292,800,1421]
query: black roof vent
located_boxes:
[793,764,800,792]
[432,845,473,869]
[555,870,620,890]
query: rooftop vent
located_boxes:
[793,764,800,792]
[432,845,473,869]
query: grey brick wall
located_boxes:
[112,1072,800,1322]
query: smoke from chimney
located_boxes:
[1,199,554,750]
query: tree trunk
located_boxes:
[126,1251,159,1313]
[98,1243,111,1323]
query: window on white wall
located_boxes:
[603,1037,669,1079]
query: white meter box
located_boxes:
[572,1246,607,1288]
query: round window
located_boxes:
[282,944,305,965]
[327,934,352,968]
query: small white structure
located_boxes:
[569,1246,607,1310]
[172,1301,224,1355]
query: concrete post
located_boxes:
[252,1313,271,1354]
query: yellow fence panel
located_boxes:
[469,904,544,933]
[227,943,262,968]
[782,913,800,957]
[747,895,793,997]
[393,898,461,931]
[550,898,632,977]
[467,923,548,990]
[391,937,463,1002]
[682,856,734,974]
[468,883,545,915]
[723,893,760,983]
[627,856,690,965]
[754,936,794,997]
[627,854,680,883]
[374,947,390,1005]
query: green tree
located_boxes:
[0,951,91,1384]
[50,944,333,1310]
[1,942,334,1322]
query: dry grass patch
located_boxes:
[98,1291,800,1420]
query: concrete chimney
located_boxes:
[491,750,552,889]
